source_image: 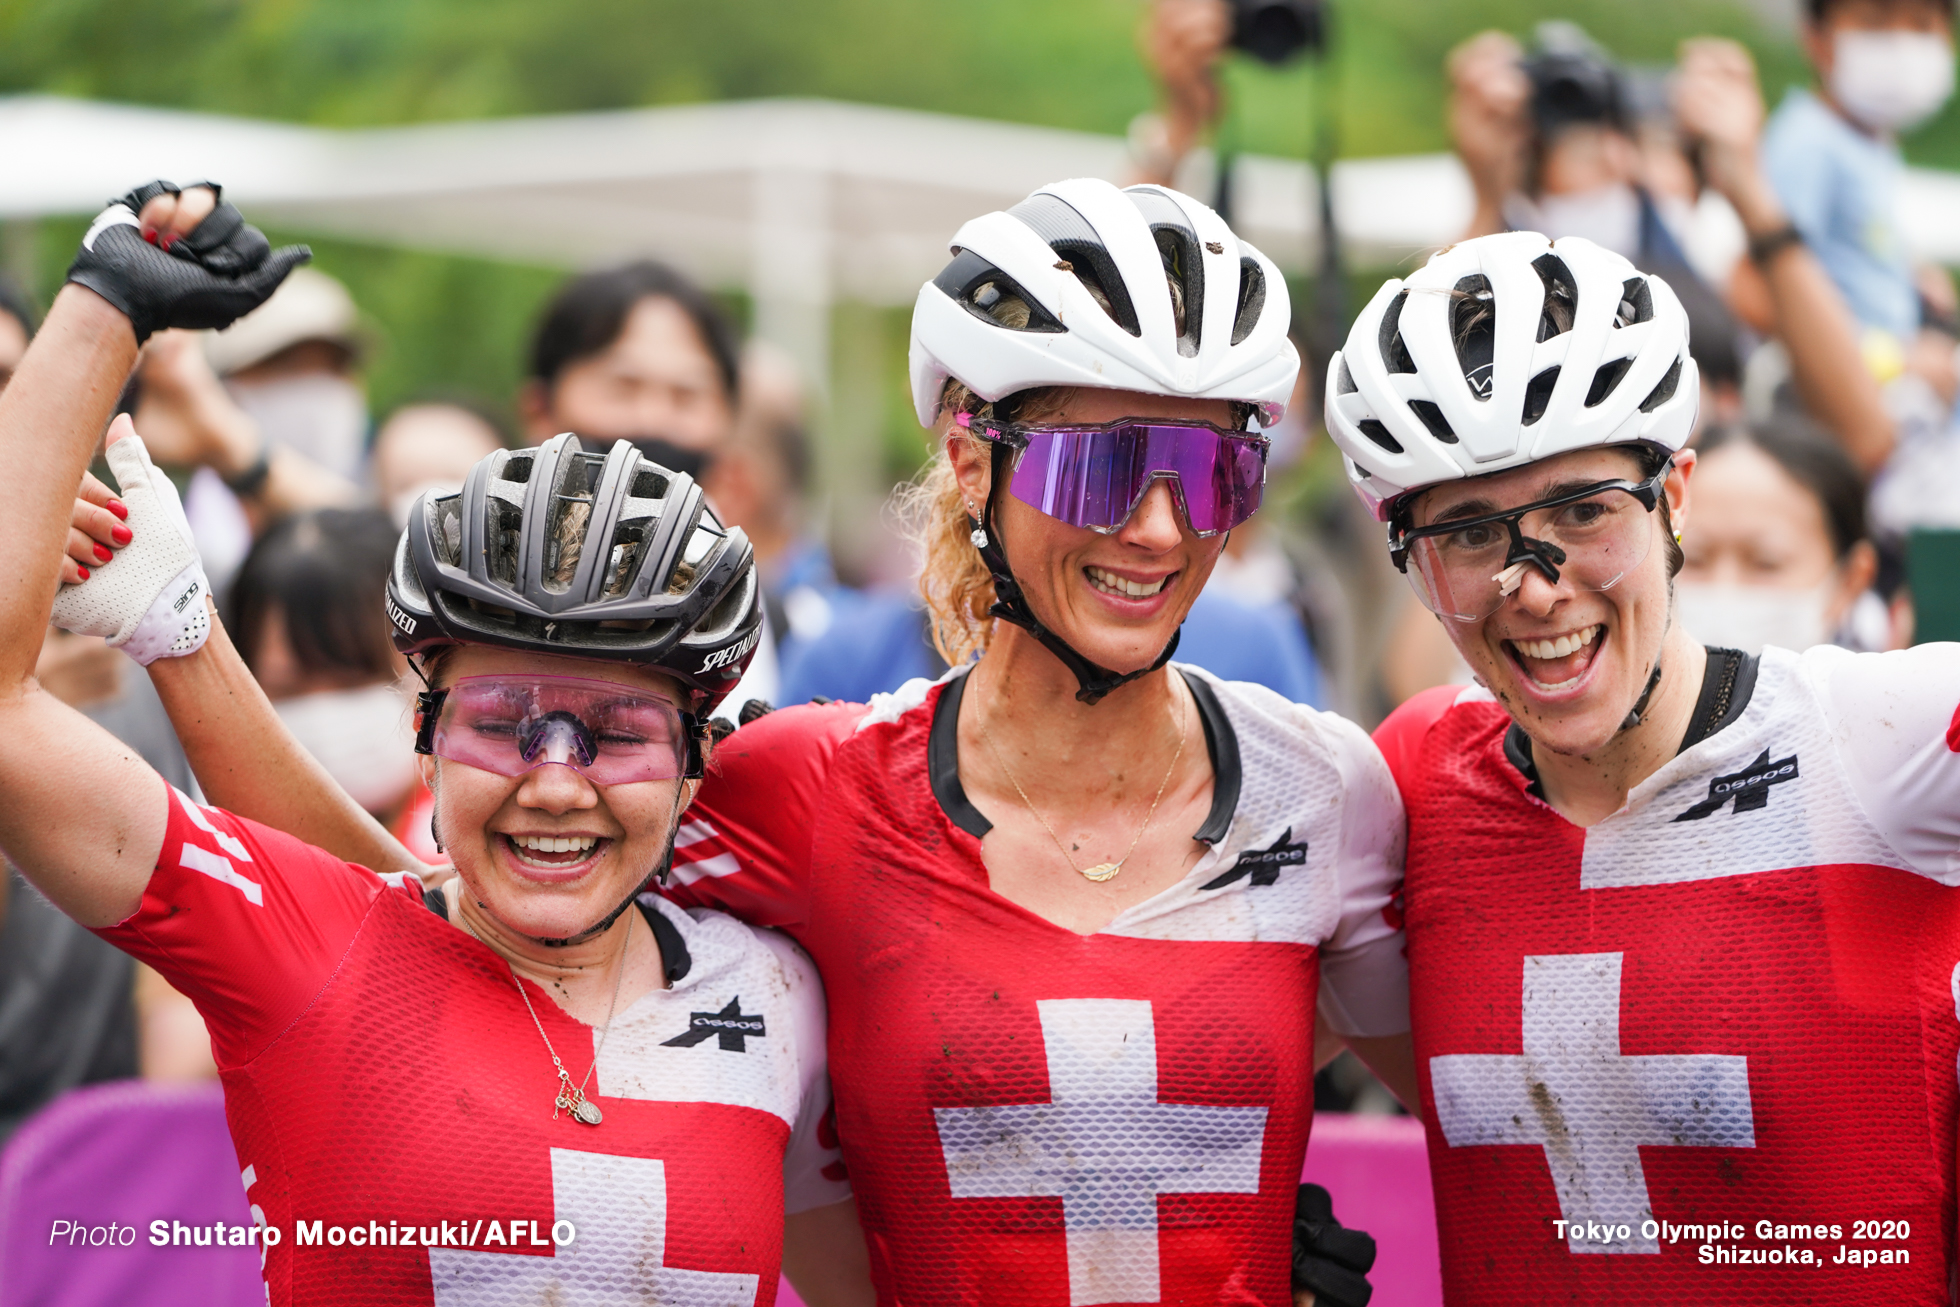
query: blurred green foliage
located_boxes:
[6,0,1957,463]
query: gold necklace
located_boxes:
[977,691,1187,883]
[461,905,632,1127]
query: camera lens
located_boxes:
[1228,0,1323,66]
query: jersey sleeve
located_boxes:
[1812,644,1960,884]
[665,701,869,929]
[1312,710,1411,1039]
[752,929,852,1214]
[92,779,389,1068]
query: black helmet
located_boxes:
[386,433,762,709]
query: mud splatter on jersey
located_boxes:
[669,664,1408,1305]
[1375,644,1960,1304]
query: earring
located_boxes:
[1674,530,1683,543]
[966,505,989,550]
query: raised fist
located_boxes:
[65,180,310,344]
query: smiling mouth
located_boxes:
[1085,565,1171,598]
[1504,623,1604,692]
[504,833,606,870]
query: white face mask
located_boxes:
[1831,30,1956,133]
[1674,580,1837,656]
[274,682,418,814]
[226,374,370,481]
[1523,184,1642,260]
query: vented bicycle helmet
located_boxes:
[909,178,1298,428]
[387,433,761,710]
[1325,232,1698,523]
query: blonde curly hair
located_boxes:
[896,381,1074,668]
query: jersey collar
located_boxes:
[928,665,1241,845]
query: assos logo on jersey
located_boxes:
[1201,828,1307,890]
[661,997,766,1052]
[1672,748,1798,821]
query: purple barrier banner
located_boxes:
[1303,1111,1443,1307]
[0,1081,264,1307]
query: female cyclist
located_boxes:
[6,183,868,1305]
[80,179,1414,1307]
[1328,230,1960,1303]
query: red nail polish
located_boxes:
[93,543,112,562]
[106,499,128,521]
[77,566,89,581]
[143,229,159,245]
[111,525,132,545]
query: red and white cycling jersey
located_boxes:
[96,781,846,1307]
[1375,644,1960,1304]
[666,664,1407,1306]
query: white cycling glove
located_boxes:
[51,433,212,665]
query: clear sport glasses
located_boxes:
[414,675,706,784]
[1391,461,1670,622]
[970,416,1269,537]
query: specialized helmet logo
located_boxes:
[699,626,761,675]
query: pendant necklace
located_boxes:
[462,909,631,1127]
[977,690,1187,883]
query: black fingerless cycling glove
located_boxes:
[1292,1182,1378,1307]
[65,180,310,343]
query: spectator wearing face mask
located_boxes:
[1677,420,1888,654]
[519,260,740,478]
[1764,0,1954,350]
[516,263,788,716]
[205,268,373,480]
[134,271,368,594]
[229,508,418,826]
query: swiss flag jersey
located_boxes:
[666,665,1408,1306]
[1375,644,1960,1304]
[95,781,846,1307]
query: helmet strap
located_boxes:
[1619,658,1664,732]
[972,441,1181,706]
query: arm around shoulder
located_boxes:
[663,701,867,923]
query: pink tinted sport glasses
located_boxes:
[413,675,706,784]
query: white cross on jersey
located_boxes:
[1429,952,1756,1254]
[428,1148,759,1305]
[934,998,1268,1305]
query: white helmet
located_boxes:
[908,178,1298,428]
[1325,232,1698,522]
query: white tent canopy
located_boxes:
[10,93,1960,351]
[10,91,1960,377]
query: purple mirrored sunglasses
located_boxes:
[966,415,1269,537]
